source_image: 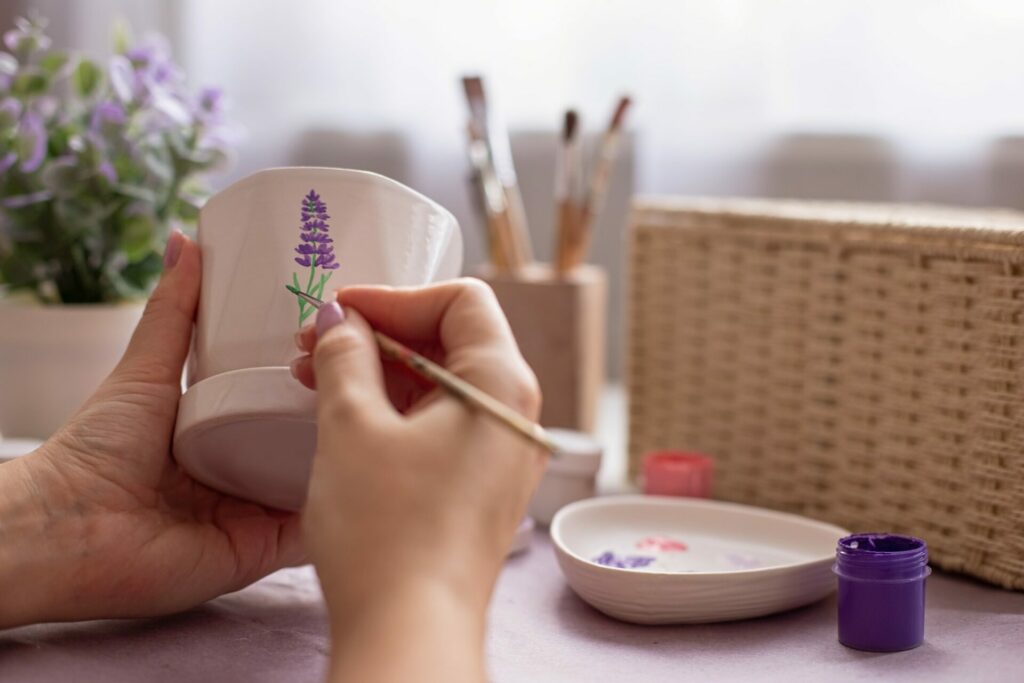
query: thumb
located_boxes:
[312,302,395,424]
[112,229,201,387]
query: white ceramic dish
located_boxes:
[174,167,462,510]
[551,495,849,624]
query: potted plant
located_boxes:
[0,15,235,438]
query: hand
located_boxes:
[290,281,545,683]
[0,231,303,628]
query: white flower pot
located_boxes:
[0,298,145,439]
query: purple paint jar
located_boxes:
[834,533,931,652]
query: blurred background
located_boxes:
[8,0,1024,378]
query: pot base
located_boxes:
[174,367,316,511]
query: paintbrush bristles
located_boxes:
[563,109,578,141]
[460,74,532,272]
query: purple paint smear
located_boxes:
[593,551,657,569]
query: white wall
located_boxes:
[15,0,1024,377]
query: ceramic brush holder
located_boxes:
[173,167,462,510]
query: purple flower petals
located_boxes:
[0,97,23,125]
[3,189,52,208]
[0,151,17,173]
[89,100,126,134]
[108,54,135,103]
[295,188,339,270]
[17,111,46,173]
[593,551,657,569]
[96,160,117,184]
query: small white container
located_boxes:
[528,428,602,526]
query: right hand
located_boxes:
[290,279,545,681]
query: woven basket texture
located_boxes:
[628,198,1024,590]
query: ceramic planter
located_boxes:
[173,167,462,510]
[0,298,144,439]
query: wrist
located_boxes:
[327,574,487,683]
[0,450,86,627]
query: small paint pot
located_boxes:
[642,451,713,498]
[528,429,602,526]
[834,533,931,652]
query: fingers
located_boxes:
[339,279,540,418]
[112,230,200,387]
[311,302,396,425]
[339,279,517,355]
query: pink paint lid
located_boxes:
[642,451,713,498]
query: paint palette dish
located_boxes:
[550,495,849,624]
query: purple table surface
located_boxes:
[2,530,1023,683]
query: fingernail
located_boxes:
[289,357,302,378]
[163,229,184,269]
[316,302,346,337]
[294,329,305,349]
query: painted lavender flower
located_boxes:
[291,189,340,326]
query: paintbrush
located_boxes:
[462,75,532,268]
[285,285,557,453]
[554,109,582,276]
[571,95,632,270]
[466,121,515,272]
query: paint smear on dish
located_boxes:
[725,553,764,569]
[593,551,657,569]
[636,536,688,552]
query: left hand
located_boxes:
[0,231,304,628]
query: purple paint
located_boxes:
[834,533,931,652]
[293,189,339,270]
[593,551,656,569]
[290,189,339,326]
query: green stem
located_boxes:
[298,262,318,325]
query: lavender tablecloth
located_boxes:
[3,529,1023,683]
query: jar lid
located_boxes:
[546,428,603,475]
[642,451,713,498]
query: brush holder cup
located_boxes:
[479,263,607,432]
[173,167,462,510]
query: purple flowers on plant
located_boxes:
[593,552,658,569]
[290,189,340,326]
[0,14,238,303]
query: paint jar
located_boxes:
[834,533,931,652]
[528,429,602,526]
[642,451,713,498]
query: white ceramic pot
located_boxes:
[174,167,462,510]
[0,298,144,439]
[528,428,603,526]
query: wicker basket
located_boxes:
[627,198,1024,590]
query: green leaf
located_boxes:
[73,59,102,98]
[11,70,49,96]
[114,183,158,203]
[39,51,69,75]
[119,250,162,292]
[120,212,156,262]
[41,158,82,196]
[112,19,133,55]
